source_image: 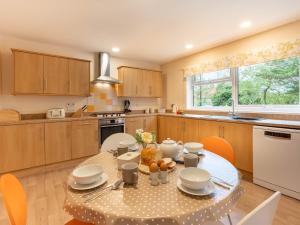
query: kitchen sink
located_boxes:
[231,115,261,121]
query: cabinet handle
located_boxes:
[149,86,152,95]
[136,86,138,94]
[81,122,93,125]
[44,78,48,91]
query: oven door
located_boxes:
[100,124,124,145]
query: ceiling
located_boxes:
[0,0,300,64]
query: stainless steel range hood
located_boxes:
[93,52,121,84]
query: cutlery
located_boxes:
[84,179,123,203]
[211,175,234,187]
[81,183,110,198]
[211,179,231,190]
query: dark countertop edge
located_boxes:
[157,113,300,129]
[0,116,98,126]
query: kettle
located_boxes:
[171,104,178,114]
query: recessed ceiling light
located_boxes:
[185,44,194,49]
[112,47,120,52]
[240,21,252,28]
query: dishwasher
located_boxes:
[253,126,300,200]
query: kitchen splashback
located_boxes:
[87,83,161,112]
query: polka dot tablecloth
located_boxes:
[64,151,242,225]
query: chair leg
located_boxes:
[227,213,233,225]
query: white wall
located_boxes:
[0,34,161,114]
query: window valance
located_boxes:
[183,39,300,77]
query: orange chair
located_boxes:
[0,174,93,225]
[201,136,235,165]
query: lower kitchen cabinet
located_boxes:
[125,116,157,136]
[158,116,184,142]
[0,123,45,173]
[158,115,253,173]
[220,122,253,172]
[71,120,99,159]
[125,117,144,136]
[45,122,72,164]
[144,116,157,133]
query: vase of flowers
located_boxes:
[135,129,156,148]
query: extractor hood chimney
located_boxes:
[93,52,120,84]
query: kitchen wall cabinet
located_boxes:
[44,56,69,95]
[69,59,90,96]
[0,123,45,173]
[14,51,44,94]
[71,120,99,159]
[45,122,72,164]
[12,49,90,96]
[117,66,162,98]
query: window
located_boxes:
[192,69,232,107]
[188,56,300,111]
[238,57,299,105]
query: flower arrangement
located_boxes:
[135,129,156,148]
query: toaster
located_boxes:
[46,108,66,119]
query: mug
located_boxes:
[183,153,199,167]
[121,162,138,185]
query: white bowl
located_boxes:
[72,164,103,185]
[179,168,211,190]
[184,142,203,153]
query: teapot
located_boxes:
[159,138,182,159]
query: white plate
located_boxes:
[177,179,215,196]
[69,173,108,191]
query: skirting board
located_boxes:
[254,178,300,200]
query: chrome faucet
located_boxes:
[230,99,237,117]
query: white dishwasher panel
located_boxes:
[253,126,300,200]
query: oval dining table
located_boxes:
[64,150,242,225]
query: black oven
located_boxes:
[100,118,125,145]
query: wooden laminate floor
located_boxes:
[0,166,299,225]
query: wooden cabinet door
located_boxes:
[0,123,45,173]
[71,120,99,159]
[14,51,44,94]
[152,71,163,97]
[142,70,152,97]
[45,122,71,164]
[157,116,184,142]
[118,67,143,97]
[198,120,221,140]
[44,56,69,95]
[222,122,253,172]
[183,118,200,142]
[144,116,157,133]
[125,117,143,136]
[69,59,90,96]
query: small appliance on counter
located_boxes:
[46,108,65,119]
[171,104,178,113]
[124,100,131,113]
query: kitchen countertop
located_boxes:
[1,112,300,129]
[0,116,98,126]
[157,113,300,129]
